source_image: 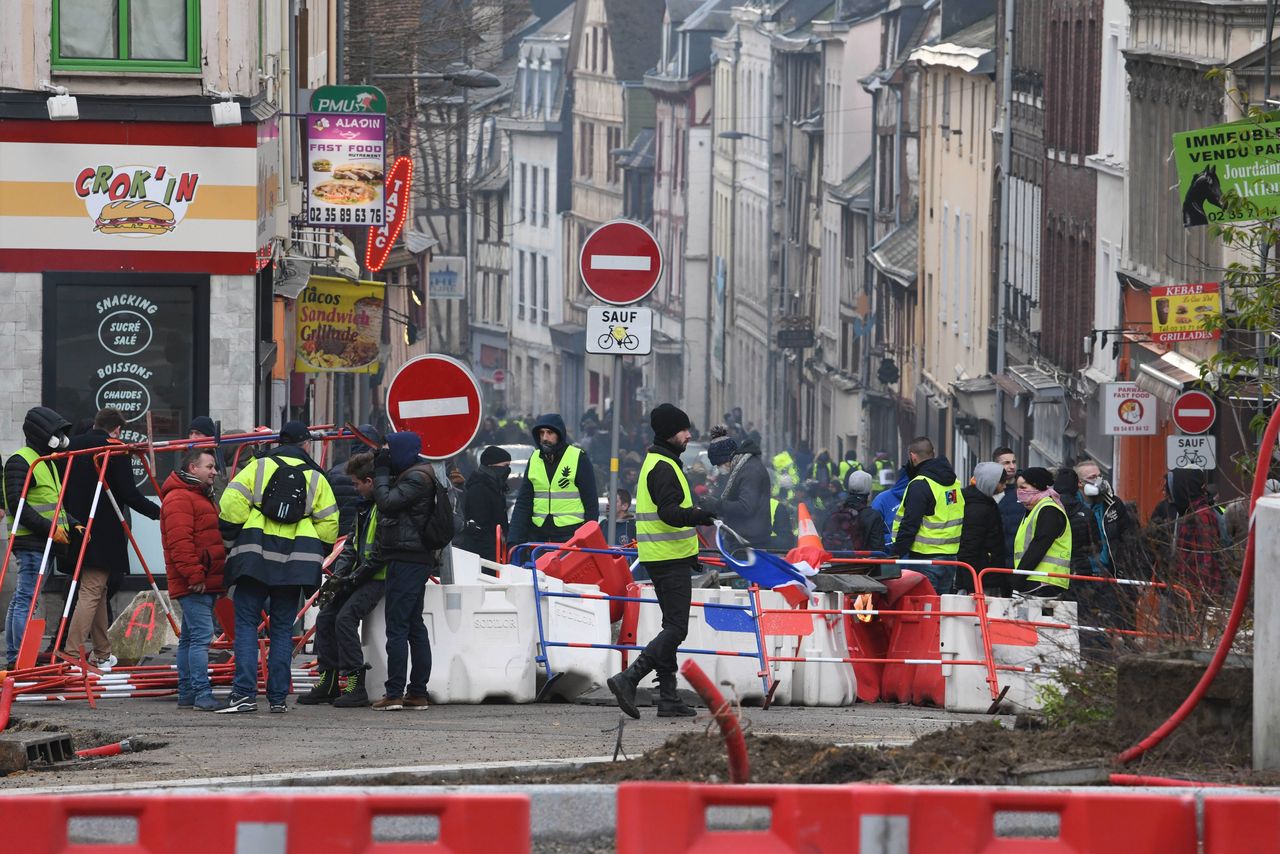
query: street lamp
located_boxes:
[373,66,501,88]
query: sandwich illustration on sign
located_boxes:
[93,200,176,235]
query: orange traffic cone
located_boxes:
[795,503,822,551]
[785,503,831,574]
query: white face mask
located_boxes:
[1083,482,1100,497]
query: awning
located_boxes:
[868,218,918,287]
[1135,350,1202,405]
[1003,364,1065,402]
[951,376,997,423]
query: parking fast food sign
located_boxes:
[0,120,261,274]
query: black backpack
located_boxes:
[259,462,310,524]
[413,466,457,550]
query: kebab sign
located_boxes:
[74,163,201,237]
[306,85,388,228]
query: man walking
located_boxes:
[218,421,338,713]
[607,404,716,719]
[369,431,447,711]
[62,408,162,669]
[4,407,75,669]
[891,437,965,594]
[509,414,597,546]
[299,452,385,708]
[160,448,225,711]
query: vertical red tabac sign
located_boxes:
[365,155,413,272]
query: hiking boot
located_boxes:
[296,669,341,705]
[371,695,404,711]
[332,668,371,708]
[215,694,258,714]
[607,658,651,720]
[656,674,696,718]
[402,694,430,711]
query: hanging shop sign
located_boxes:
[295,276,385,374]
[310,85,388,114]
[0,120,262,274]
[1173,119,1280,226]
[306,113,386,227]
[429,256,467,300]
[365,156,414,272]
[1101,382,1157,436]
[1150,282,1222,344]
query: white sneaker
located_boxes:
[93,654,118,672]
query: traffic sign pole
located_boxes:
[608,356,622,546]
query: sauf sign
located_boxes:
[365,156,413,272]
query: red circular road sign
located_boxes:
[1172,390,1216,435]
[386,354,482,459]
[491,368,505,384]
[578,219,663,305]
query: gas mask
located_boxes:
[1083,482,1101,497]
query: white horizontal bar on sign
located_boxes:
[398,396,470,419]
[590,254,651,271]
[1180,409,1211,417]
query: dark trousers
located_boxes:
[383,560,432,698]
[314,579,386,673]
[231,577,303,704]
[638,560,694,678]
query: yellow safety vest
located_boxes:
[838,460,863,481]
[1016,496,1073,589]
[5,446,69,539]
[892,475,964,555]
[219,455,340,574]
[526,445,586,528]
[636,452,698,562]
[358,505,386,581]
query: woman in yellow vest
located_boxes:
[1013,467,1073,598]
[607,404,716,720]
[508,413,598,545]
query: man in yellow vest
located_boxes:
[891,436,965,594]
[509,413,597,545]
[607,404,716,719]
[218,421,339,713]
[1013,467,1073,598]
[4,407,75,669]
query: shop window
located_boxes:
[54,0,202,73]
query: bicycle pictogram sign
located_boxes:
[585,306,653,356]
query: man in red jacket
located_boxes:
[161,448,226,711]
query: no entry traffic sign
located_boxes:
[1171,390,1216,435]
[579,219,663,305]
[386,354,482,459]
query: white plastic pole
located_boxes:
[1255,496,1280,771]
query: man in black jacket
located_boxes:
[892,437,965,594]
[1055,467,1102,579]
[701,426,772,548]
[61,408,161,668]
[607,404,716,719]
[508,413,598,545]
[458,446,511,561]
[369,431,438,711]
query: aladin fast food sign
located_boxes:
[0,120,265,274]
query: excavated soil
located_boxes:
[463,717,1280,787]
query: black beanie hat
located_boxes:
[1021,466,1054,491]
[280,420,311,444]
[480,445,512,466]
[188,416,216,437]
[650,403,691,439]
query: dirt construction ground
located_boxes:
[0,696,999,790]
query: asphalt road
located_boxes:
[0,696,1002,791]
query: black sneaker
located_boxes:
[269,702,288,714]
[215,695,258,714]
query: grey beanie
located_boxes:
[846,470,874,495]
[972,461,1005,497]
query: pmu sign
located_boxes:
[579,220,663,305]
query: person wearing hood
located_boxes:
[458,446,512,562]
[1012,467,1072,597]
[870,464,909,551]
[329,423,382,536]
[509,413,597,546]
[821,471,886,553]
[160,448,226,711]
[808,448,838,485]
[61,407,162,670]
[1054,467,1102,578]
[607,404,717,720]
[891,437,965,594]
[955,462,1008,595]
[700,426,772,549]
[217,421,339,714]
[367,431,442,711]
[4,406,76,669]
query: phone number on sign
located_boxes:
[308,207,383,225]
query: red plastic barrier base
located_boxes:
[1,792,530,852]
[616,783,1200,854]
[617,581,644,667]
[534,521,632,620]
[843,570,937,704]
[880,593,944,706]
[1204,795,1280,853]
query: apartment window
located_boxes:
[541,167,550,227]
[530,166,539,225]
[606,126,622,183]
[540,255,550,324]
[590,27,599,71]
[482,196,492,241]
[530,253,539,317]
[54,0,201,71]
[519,163,528,222]
[517,250,527,320]
[601,27,609,73]
[579,121,594,178]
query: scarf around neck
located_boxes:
[178,468,214,499]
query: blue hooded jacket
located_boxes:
[387,431,422,474]
[870,466,910,551]
[509,413,598,545]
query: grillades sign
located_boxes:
[1173,119,1280,226]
